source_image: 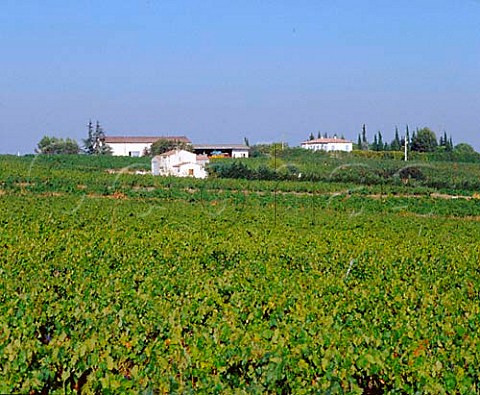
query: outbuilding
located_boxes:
[104,136,191,157]
[152,149,208,179]
[193,144,250,158]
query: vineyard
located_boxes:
[1,154,480,394]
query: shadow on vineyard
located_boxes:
[355,374,392,395]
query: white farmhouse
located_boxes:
[151,150,208,179]
[301,137,353,152]
[104,136,191,157]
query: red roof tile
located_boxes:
[302,138,352,144]
[104,136,191,144]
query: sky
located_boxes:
[1,0,479,154]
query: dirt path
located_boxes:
[1,185,478,201]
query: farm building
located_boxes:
[193,144,250,158]
[301,137,353,152]
[104,136,191,157]
[151,149,208,179]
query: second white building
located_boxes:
[151,150,209,179]
[301,137,353,152]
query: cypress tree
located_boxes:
[378,132,384,151]
[83,120,95,154]
[391,127,401,151]
[442,132,447,148]
[361,124,368,150]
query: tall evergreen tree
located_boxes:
[390,127,401,151]
[377,131,384,151]
[372,134,378,151]
[440,131,454,152]
[357,134,362,150]
[361,124,369,150]
[83,120,111,155]
[83,120,95,154]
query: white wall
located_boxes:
[301,142,352,152]
[160,150,196,167]
[152,150,206,178]
[232,149,250,158]
[107,143,152,156]
[178,163,207,179]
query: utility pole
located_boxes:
[404,138,408,161]
[405,125,410,162]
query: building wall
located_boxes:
[161,151,196,168]
[152,150,204,177]
[301,142,352,152]
[178,163,207,179]
[107,142,152,157]
[232,149,250,158]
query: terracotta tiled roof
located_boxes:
[302,138,352,144]
[158,150,178,157]
[193,144,250,150]
[104,136,191,144]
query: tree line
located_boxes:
[38,121,477,157]
[36,121,192,156]
[355,124,454,153]
[36,121,112,155]
[307,124,476,154]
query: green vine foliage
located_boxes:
[1,155,480,393]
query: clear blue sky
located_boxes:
[1,0,479,154]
